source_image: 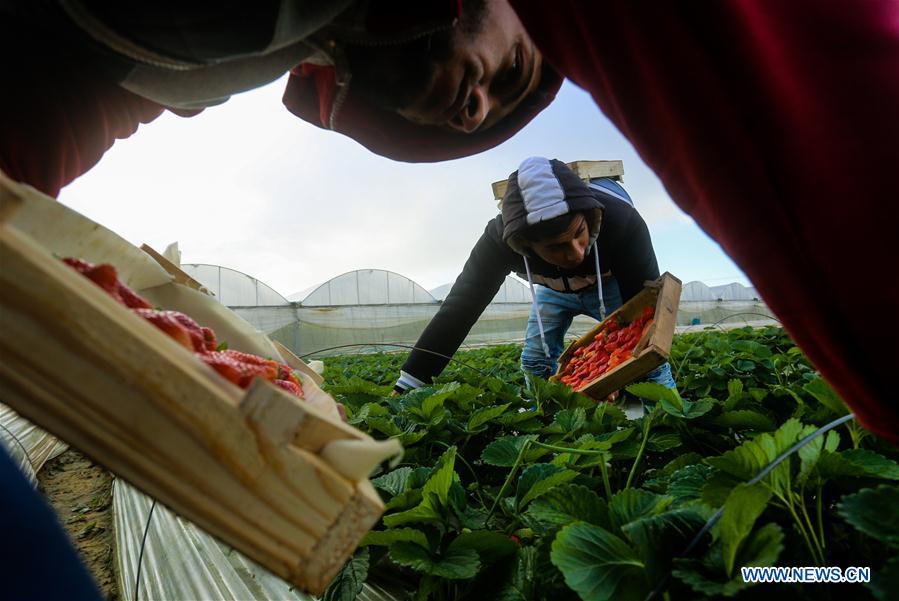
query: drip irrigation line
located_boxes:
[299,342,492,377]
[644,411,856,601]
[134,499,158,601]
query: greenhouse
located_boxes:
[180,265,777,358]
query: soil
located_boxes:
[38,448,119,601]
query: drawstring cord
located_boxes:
[523,256,551,358]
[593,241,606,320]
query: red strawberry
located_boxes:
[169,311,209,352]
[198,351,274,388]
[64,257,152,308]
[201,327,217,352]
[116,282,152,309]
[273,379,304,398]
[222,349,279,380]
[133,308,195,351]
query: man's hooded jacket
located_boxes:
[397,157,659,390]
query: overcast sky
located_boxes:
[58,76,750,299]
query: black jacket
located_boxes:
[401,175,660,386]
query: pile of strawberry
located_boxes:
[63,258,304,398]
[558,305,655,391]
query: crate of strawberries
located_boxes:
[551,272,682,401]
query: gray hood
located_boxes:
[500,157,604,256]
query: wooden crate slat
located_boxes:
[0,218,382,593]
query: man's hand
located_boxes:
[604,390,620,403]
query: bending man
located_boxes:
[394,157,675,395]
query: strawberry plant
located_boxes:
[321,328,899,600]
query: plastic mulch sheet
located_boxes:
[114,479,404,601]
[0,404,68,483]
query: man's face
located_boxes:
[531,214,591,269]
[398,0,543,133]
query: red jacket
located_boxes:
[510,0,899,444]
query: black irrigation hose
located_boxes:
[134,499,158,601]
[299,342,494,378]
[643,412,857,601]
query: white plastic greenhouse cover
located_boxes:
[291,269,436,306]
[683,281,761,302]
[681,281,717,301]
[182,263,290,307]
[430,275,531,303]
[709,282,760,301]
[114,480,405,601]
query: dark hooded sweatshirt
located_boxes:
[399,158,659,388]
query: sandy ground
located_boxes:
[38,449,119,600]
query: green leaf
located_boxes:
[803,377,848,415]
[515,463,578,510]
[322,549,368,601]
[621,506,710,553]
[724,379,743,411]
[626,382,681,408]
[608,489,672,533]
[838,485,899,547]
[327,376,392,398]
[668,464,713,505]
[647,431,682,452]
[371,467,413,497]
[481,435,539,467]
[731,340,772,359]
[361,527,428,548]
[659,453,705,477]
[345,403,371,426]
[870,556,899,601]
[366,416,403,438]
[383,446,457,527]
[720,483,772,577]
[735,360,756,372]
[682,398,716,419]
[498,405,545,426]
[550,522,646,601]
[496,547,538,601]
[553,407,587,434]
[798,429,840,482]
[672,523,783,598]
[711,410,775,431]
[467,403,511,432]
[385,488,423,511]
[839,449,899,480]
[629,382,711,419]
[447,531,518,565]
[389,541,481,579]
[739,522,784,567]
[705,418,804,498]
[524,484,610,534]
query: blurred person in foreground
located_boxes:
[0,0,561,197]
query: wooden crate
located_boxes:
[0,176,385,594]
[551,273,682,400]
[491,159,625,202]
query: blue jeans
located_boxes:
[521,277,676,388]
